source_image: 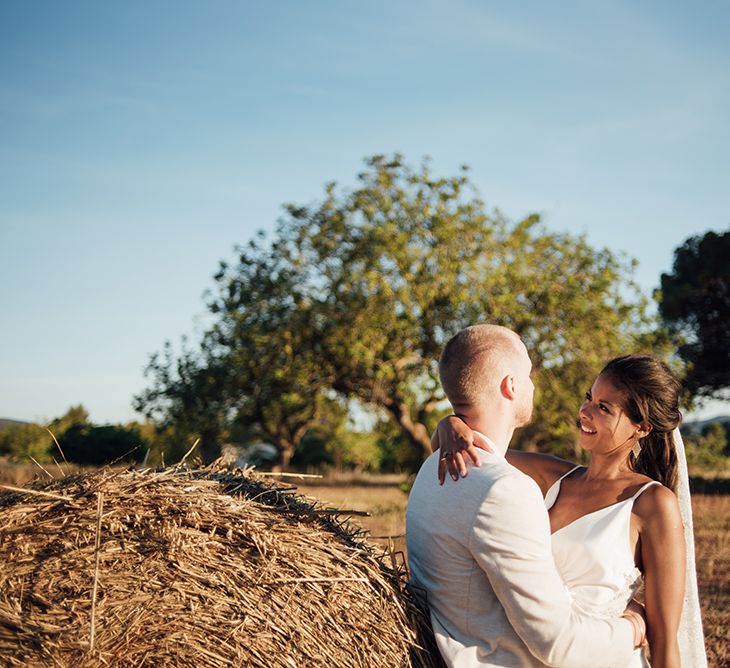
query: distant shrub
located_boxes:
[292,427,383,473]
[684,421,730,472]
[0,423,52,462]
[59,424,147,466]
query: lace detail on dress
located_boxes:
[570,567,643,619]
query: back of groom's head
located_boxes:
[439,324,525,410]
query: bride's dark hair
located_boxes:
[600,354,681,490]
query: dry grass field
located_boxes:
[693,494,730,667]
[297,475,730,667]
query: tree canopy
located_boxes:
[136,154,662,467]
[658,229,730,400]
[133,339,230,464]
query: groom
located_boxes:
[406,324,642,667]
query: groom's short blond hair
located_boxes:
[439,325,524,407]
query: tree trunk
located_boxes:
[389,401,433,461]
[273,439,296,472]
[199,429,222,464]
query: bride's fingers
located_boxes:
[442,443,483,480]
[473,433,493,452]
[453,451,468,478]
[436,426,493,482]
[463,444,483,467]
[445,452,459,480]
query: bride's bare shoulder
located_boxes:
[632,482,681,528]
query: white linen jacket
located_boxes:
[406,448,635,667]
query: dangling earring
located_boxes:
[632,438,641,459]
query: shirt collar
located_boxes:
[472,430,505,459]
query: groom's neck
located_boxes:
[455,408,514,456]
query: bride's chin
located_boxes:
[578,432,595,448]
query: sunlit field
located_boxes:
[692,494,730,667]
[2,464,728,665]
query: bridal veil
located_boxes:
[673,426,707,667]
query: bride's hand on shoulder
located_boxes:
[431,415,493,485]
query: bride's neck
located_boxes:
[583,451,634,481]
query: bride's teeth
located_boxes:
[580,424,596,434]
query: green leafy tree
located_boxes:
[0,405,92,463]
[684,421,730,470]
[280,154,658,460]
[292,402,384,473]
[0,422,51,462]
[137,239,334,469]
[138,154,661,468]
[48,404,89,437]
[134,340,230,464]
[658,229,730,399]
[206,238,335,469]
[372,416,424,473]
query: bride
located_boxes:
[432,354,706,667]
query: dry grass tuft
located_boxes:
[0,467,441,667]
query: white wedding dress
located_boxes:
[545,466,653,667]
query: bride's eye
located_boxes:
[584,391,591,400]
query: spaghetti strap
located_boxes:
[544,465,582,507]
[555,464,582,485]
[548,464,581,491]
[631,479,660,501]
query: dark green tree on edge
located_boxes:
[659,229,730,399]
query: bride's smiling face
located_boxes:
[578,373,646,455]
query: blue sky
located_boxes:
[1,1,728,425]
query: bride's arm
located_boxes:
[432,415,575,494]
[635,485,685,668]
[507,450,576,495]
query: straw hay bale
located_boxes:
[0,467,441,667]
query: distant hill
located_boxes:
[0,418,29,431]
[682,415,730,435]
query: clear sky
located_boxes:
[1,1,728,426]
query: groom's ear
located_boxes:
[500,374,516,400]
